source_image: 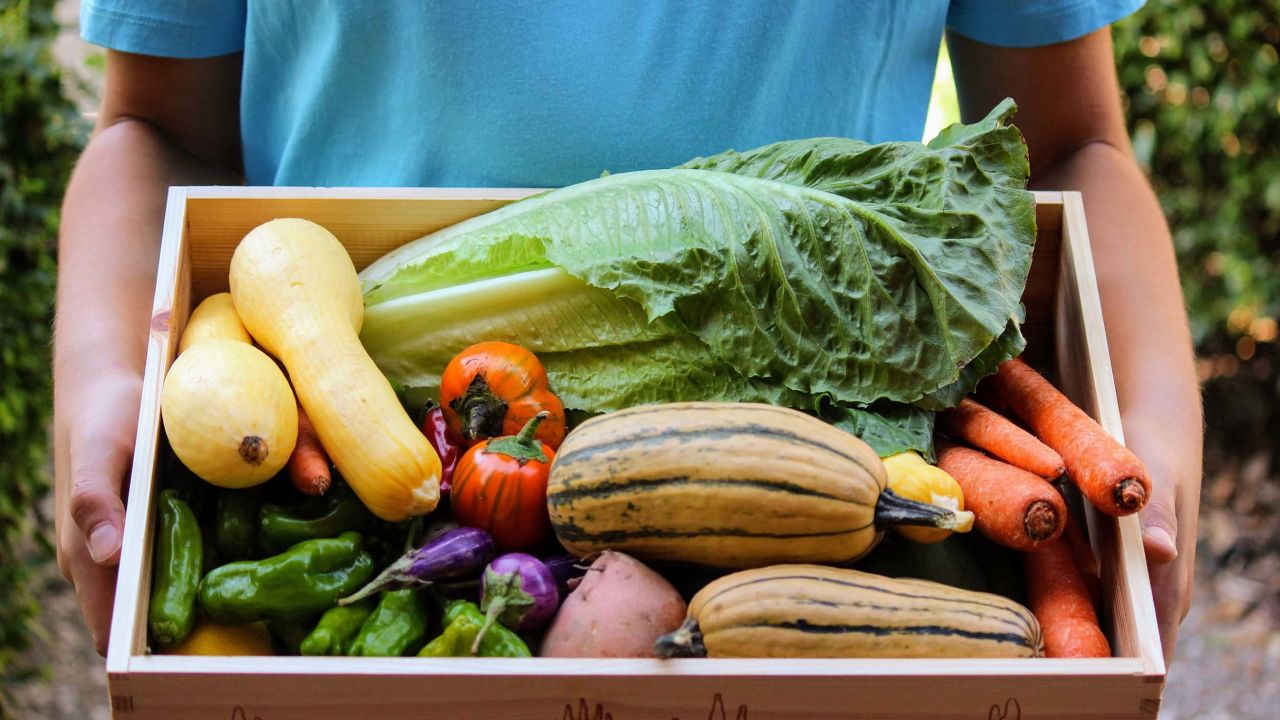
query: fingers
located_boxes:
[1148,555,1190,668]
[1138,461,1179,565]
[65,540,120,657]
[68,429,133,566]
[1134,455,1199,666]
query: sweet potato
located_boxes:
[539,551,686,658]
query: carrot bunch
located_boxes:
[988,358,1151,517]
[929,356,1147,658]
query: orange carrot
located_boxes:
[1051,480,1103,607]
[938,397,1066,479]
[1024,536,1111,658]
[936,441,1066,552]
[988,358,1151,517]
[287,405,331,496]
[973,381,1015,417]
[1060,506,1099,579]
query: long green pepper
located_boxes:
[418,600,531,657]
[267,616,317,656]
[300,599,377,656]
[148,490,203,647]
[348,589,433,657]
[258,484,376,555]
[215,487,261,562]
[199,531,374,624]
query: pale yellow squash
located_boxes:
[161,339,297,488]
[882,450,968,544]
[178,292,251,354]
[228,218,440,521]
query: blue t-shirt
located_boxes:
[82,0,1141,188]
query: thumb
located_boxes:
[68,431,131,566]
[1139,465,1179,565]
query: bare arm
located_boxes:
[950,28,1202,664]
[54,49,243,654]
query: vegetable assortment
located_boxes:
[150,101,1130,662]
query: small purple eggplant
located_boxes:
[338,526,494,605]
[473,552,559,653]
[542,553,589,601]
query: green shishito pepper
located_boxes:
[418,600,531,657]
[148,490,203,647]
[300,598,377,656]
[267,616,318,656]
[199,531,374,624]
[215,487,261,562]
[258,484,376,555]
[348,589,433,657]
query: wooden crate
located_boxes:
[106,187,1166,720]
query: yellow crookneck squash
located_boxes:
[882,450,967,544]
[228,218,441,521]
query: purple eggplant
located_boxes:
[473,552,559,653]
[338,526,494,605]
[542,553,589,601]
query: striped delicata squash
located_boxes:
[655,564,1044,658]
[546,402,973,568]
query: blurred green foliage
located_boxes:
[0,0,88,677]
[1113,0,1280,352]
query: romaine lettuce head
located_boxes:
[358,100,1035,457]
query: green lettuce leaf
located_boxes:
[822,401,938,462]
[358,101,1035,455]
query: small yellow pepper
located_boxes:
[882,451,968,544]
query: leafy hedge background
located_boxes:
[0,0,1277,708]
[0,0,86,687]
[1113,0,1280,468]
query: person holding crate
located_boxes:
[56,0,1200,666]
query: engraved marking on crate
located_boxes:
[231,707,263,720]
[110,695,134,712]
[559,693,748,720]
[987,697,1021,720]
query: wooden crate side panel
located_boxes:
[114,658,1159,720]
[107,188,191,677]
[1021,196,1064,367]
[182,191,538,299]
[1052,193,1164,677]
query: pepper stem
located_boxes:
[484,411,550,464]
[452,375,508,441]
